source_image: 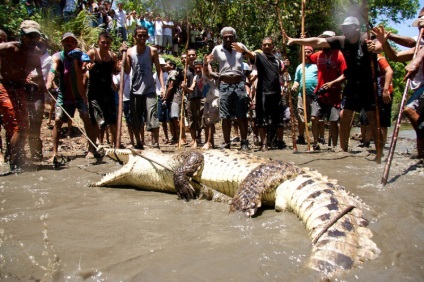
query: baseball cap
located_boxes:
[20,20,41,35]
[318,30,335,38]
[412,15,424,27]
[61,32,78,42]
[304,46,314,52]
[341,16,360,26]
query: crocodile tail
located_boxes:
[275,170,380,277]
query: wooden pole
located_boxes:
[275,0,297,151]
[381,28,424,185]
[301,0,311,151]
[178,15,190,150]
[115,48,126,148]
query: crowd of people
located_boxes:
[1,5,424,171]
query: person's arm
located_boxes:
[180,77,195,93]
[151,47,165,96]
[387,33,417,48]
[46,53,59,90]
[382,63,393,104]
[322,74,346,90]
[231,42,256,60]
[284,32,330,49]
[121,43,131,75]
[372,26,414,62]
[404,45,424,81]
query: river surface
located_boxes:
[0,136,423,281]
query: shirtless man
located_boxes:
[0,20,46,170]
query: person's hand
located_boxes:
[291,84,298,92]
[404,62,419,81]
[85,62,96,71]
[203,54,213,65]
[231,42,246,53]
[372,26,390,44]
[283,31,294,46]
[366,40,376,52]
[382,89,391,104]
[120,42,128,53]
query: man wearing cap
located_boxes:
[373,10,424,159]
[308,31,347,149]
[232,37,287,151]
[285,16,383,162]
[290,46,318,148]
[204,27,250,151]
[0,20,46,169]
[46,32,94,162]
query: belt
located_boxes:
[220,75,244,84]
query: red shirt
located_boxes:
[309,49,347,107]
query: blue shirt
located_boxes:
[294,63,318,96]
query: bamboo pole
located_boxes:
[301,0,311,151]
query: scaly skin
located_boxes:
[96,149,380,278]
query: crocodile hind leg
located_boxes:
[230,161,301,216]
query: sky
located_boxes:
[386,0,424,50]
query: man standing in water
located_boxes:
[0,20,46,170]
[122,26,165,149]
[285,17,383,162]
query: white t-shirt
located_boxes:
[115,9,126,28]
[113,72,131,101]
[194,73,219,103]
[155,20,163,36]
[163,21,174,36]
[153,71,168,96]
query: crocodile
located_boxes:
[94,148,380,277]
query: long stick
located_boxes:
[363,0,382,164]
[300,0,310,151]
[178,15,190,150]
[47,91,99,151]
[381,28,424,185]
[275,0,297,151]
[116,48,127,148]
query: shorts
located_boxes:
[130,92,159,132]
[311,100,340,122]
[406,86,424,115]
[55,100,88,123]
[163,35,173,48]
[379,93,393,128]
[123,100,133,126]
[204,98,219,125]
[187,98,202,130]
[155,35,163,47]
[157,96,170,122]
[170,102,180,119]
[89,97,117,129]
[343,82,376,112]
[256,92,285,127]
[0,83,19,140]
[297,95,313,123]
[219,81,248,119]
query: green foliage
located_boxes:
[0,3,29,40]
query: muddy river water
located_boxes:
[0,136,423,281]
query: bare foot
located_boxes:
[47,155,57,163]
[190,141,198,148]
[202,142,212,150]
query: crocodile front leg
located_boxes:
[173,151,205,201]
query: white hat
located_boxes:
[341,16,360,26]
[412,15,424,27]
[159,57,165,65]
[318,31,335,38]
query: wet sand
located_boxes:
[1,135,423,281]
